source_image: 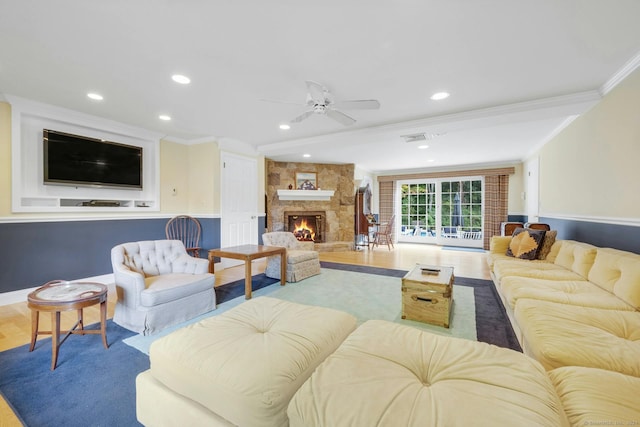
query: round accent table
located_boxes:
[27,280,108,370]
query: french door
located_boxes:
[397,177,484,248]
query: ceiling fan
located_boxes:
[265,81,380,126]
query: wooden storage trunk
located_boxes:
[401,265,454,328]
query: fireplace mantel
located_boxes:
[277,189,335,201]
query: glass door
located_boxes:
[397,177,484,248]
[438,179,483,247]
[399,182,437,243]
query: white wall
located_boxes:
[536,67,640,223]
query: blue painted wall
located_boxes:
[540,217,640,255]
[0,217,221,293]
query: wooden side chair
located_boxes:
[371,215,395,251]
[525,222,551,231]
[166,215,202,257]
[501,222,524,236]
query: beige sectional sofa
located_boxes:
[486,233,640,423]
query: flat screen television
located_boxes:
[43,129,143,190]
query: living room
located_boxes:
[1,2,640,425]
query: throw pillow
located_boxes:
[506,228,546,260]
[536,230,557,260]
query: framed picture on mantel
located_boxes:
[296,172,317,190]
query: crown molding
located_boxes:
[600,50,640,96]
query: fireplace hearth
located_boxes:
[286,211,326,243]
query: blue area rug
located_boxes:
[0,320,148,426]
[0,262,518,426]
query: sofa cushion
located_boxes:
[500,276,635,311]
[515,299,640,376]
[506,228,546,260]
[553,240,597,278]
[149,297,357,427]
[492,258,584,284]
[589,248,640,310]
[288,320,569,427]
[141,273,214,306]
[548,366,640,426]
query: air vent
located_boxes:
[401,132,446,143]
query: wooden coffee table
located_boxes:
[208,245,286,299]
[27,280,108,370]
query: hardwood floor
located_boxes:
[0,243,489,425]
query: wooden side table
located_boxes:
[208,245,286,299]
[27,280,109,370]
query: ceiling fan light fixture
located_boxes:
[87,92,103,101]
[430,92,450,101]
[418,144,429,149]
[159,114,172,121]
[279,124,290,130]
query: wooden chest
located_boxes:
[401,265,454,328]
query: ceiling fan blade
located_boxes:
[305,80,326,104]
[333,99,380,110]
[326,109,356,126]
[290,110,314,123]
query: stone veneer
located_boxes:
[266,160,356,248]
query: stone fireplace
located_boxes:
[286,211,326,243]
[265,160,357,251]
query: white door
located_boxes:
[220,151,258,267]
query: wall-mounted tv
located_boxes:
[43,129,143,190]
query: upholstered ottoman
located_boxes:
[548,366,640,426]
[515,299,640,376]
[136,296,357,427]
[288,320,569,426]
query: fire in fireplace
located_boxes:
[286,211,325,243]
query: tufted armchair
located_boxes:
[262,232,321,282]
[111,240,216,335]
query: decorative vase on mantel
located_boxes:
[288,184,293,190]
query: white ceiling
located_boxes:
[1,1,640,174]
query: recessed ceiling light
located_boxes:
[171,74,191,84]
[279,124,291,130]
[159,114,172,121]
[430,92,450,101]
[427,159,435,162]
[87,92,103,101]
[302,154,311,158]
[418,145,429,149]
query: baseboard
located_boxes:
[0,274,116,307]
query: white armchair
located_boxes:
[262,232,321,282]
[111,240,215,335]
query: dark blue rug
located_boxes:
[0,263,518,425]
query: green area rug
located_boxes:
[124,267,475,355]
